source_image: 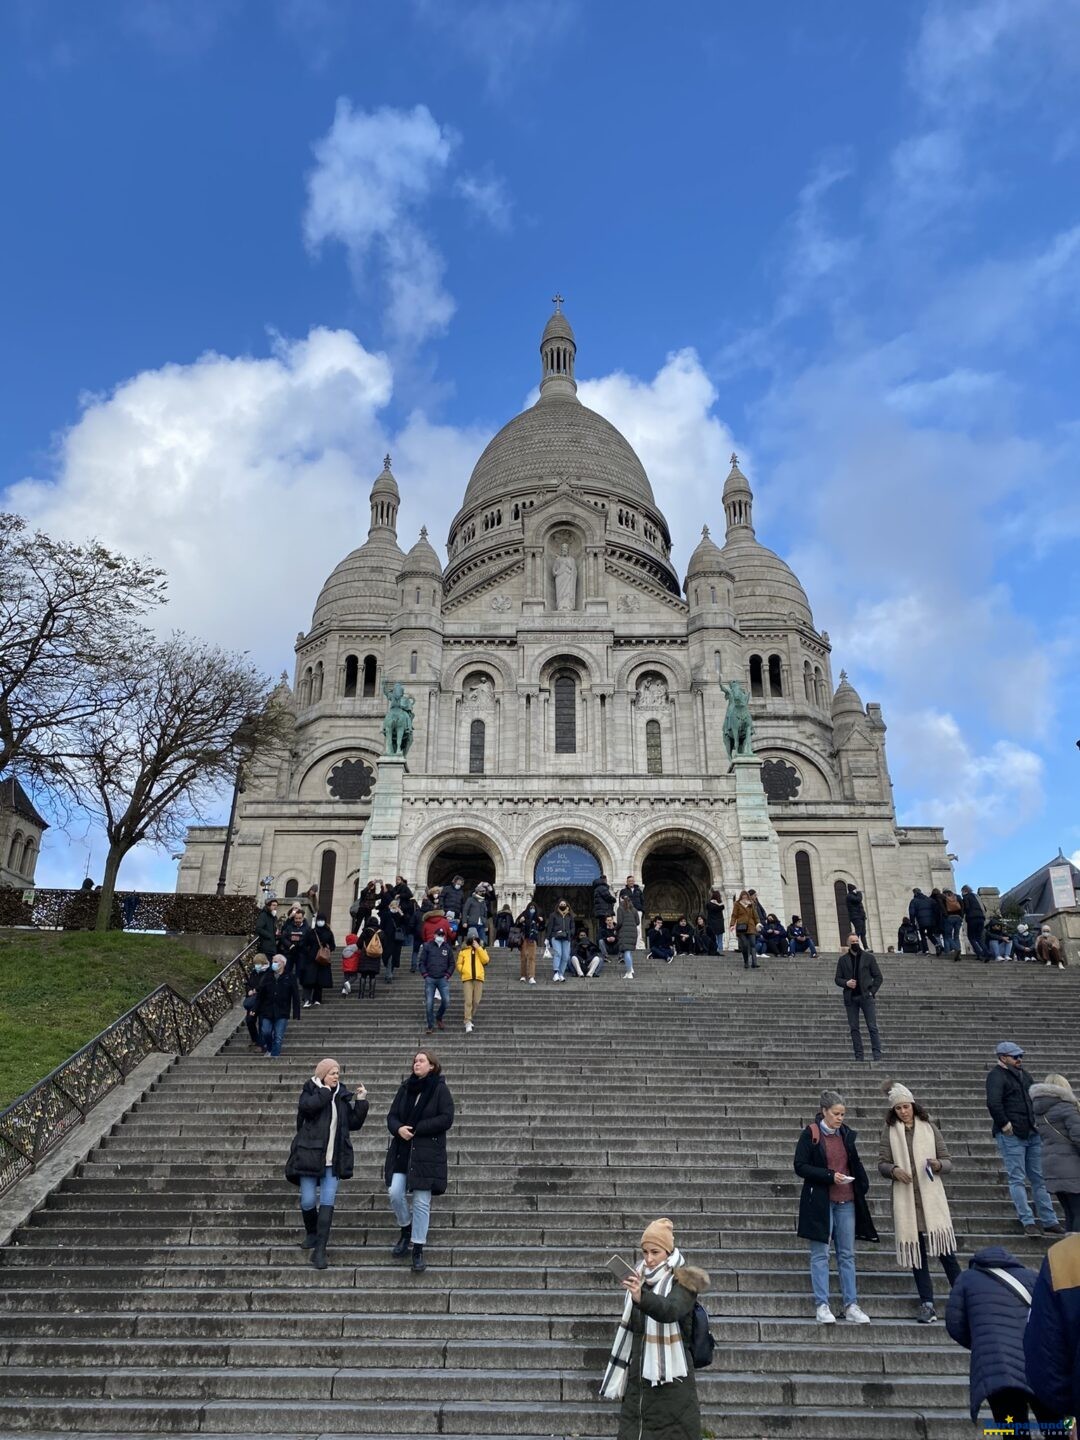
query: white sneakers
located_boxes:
[519,976,527,982]
[527,976,536,985]
[623,970,634,980]
[815,1305,835,1324]
[464,1022,473,1033]
[341,981,351,996]
[844,1303,871,1324]
[552,973,564,983]
[302,1000,311,1009]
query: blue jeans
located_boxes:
[259,1016,288,1056]
[388,1170,432,1244]
[994,1132,1057,1226]
[988,938,1013,960]
[789,940,817,957]
[941,916,962,952]
[809,1199,858,1309]
[550,937,571,976]
[622,949,634,973]
[299,1167,338,1211]
[424,976,450,1028]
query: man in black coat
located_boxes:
[961,885,987,957]
[439,875,466,919]
[255,957,300,1057]
[985,1041,1064,1236]
[591,875,616,939]
[844,884,868,948]
[834,936,883,1062]
[908,888,941,955]
[618,874,644,912]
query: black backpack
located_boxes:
[682,1300,715,1368]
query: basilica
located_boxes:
[177,303,952,944]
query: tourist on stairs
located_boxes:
[876,1080,960,1323]
[705,887,725,953]
[786,915,817,958]
[573,928,603,977]
[277,905,314,1009]
[985,1041,1065,1237]
[1030,1073,1080,1233]
[285,1058,368,1270]
[299,913,334,1007]
[254,896,279,959]
[455,927,488,1033]
[760,913,787,956]
[514,899,543,983]
[834,934,884,1062]
[418,928,453,1033]
[385,1049,454,1274]
[729,890,759,969]
[546,898,575,981]
[845,883,869,948]
[599,1216,708,1440]
[672,916,696,955]
[794,1089,875,1324]
[255,954,299,1058]
[615,893,639,979]
[946,1247,1057,1432]
[645,915,673,962]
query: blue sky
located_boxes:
[3,0,1079,895]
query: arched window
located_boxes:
[646,718,662,776]
[343,655,358,698]
[362,655,377,698]
[7,832,22,868]
[795,851,818,943]
[768,654,783,698]
[409,650,418,675]
[694,588,700,606]
[415,586,421,604]
[803,660,813,702]
[749,654,764,698]
[301,667,313,706]
[431,588,437,607]
[814,666,825,708]
[469,718,486,774]
[554,672,577,754]
[710,585,717,605]
[22,838,35,876]
[312,661,324,702]
[833,879,850,945]
[714,650,722,675]
[283,879,299,899]
[317,850,337,920]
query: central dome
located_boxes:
[461,396,657,510]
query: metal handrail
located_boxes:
[0,938,255,1200]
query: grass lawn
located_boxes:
[0,931,227,1109]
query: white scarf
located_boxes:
[888,1119,955,1268]
[600,1247,689,1399]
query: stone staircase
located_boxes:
[1,950,1078,1439]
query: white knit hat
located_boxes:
[886,1081,915,1108]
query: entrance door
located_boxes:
[641,841,711,923]
[532,842,601,932]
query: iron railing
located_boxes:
[0,939,254,1199]
[0,887,258,934]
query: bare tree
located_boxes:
[0,513,167,794]
[70,634,290,931]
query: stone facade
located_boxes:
[178,303,952,943]
[0,776,47,889]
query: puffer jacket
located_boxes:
[1025,1233,1080,1419]
[945,1247,1041,1421]
[461,893,487,929]
[985,1063,1037,1139]
[615,1263,709,1440]
[615,905,640,951]
[1030,1083,1080,1192]
[908,890,938,928]
[455,941,489,983]
[546,907,575,941]
[592,879,616,918]
[285,1079,369,1182]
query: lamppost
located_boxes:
[216,718,260,899]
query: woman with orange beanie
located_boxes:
[600,1216,709,1439]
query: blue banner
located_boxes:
[534,843,601,886]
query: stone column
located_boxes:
[357,757,406,886]
[730,755,783,919]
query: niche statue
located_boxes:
[381,680,414,757]
[720,678,755,761]
[553,543,578,611]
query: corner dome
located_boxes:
[311,531,404,629]
[832,670,864,719]
[400,526,442,578]
[720,535,815,627]
[462,401,657,511]
[684,525,730,583]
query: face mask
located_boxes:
[254,962,268,973]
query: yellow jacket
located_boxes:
[456,941,489,982]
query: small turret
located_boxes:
[538,294,578,402]
[723,453,754,539]
[369,454,400,536]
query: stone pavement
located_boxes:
[1,949,1077,1438]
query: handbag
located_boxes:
[365,930,384,959]
[315,944,332,963]
[542,941,552,962]
[242,994,258,1011]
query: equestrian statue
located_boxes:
[381,680,415,758]
[720,678,755,762]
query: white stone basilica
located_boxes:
[177,302,952,944]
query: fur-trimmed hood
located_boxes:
[1031,1082,1080,1111]
[673,1264,710,1295]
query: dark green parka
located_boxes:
[616,1264,709,1440]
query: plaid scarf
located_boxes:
[600,1247,689,1399]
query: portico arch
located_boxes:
[633,827,726,923]
[413,823,508,899]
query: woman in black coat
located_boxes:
[278,906,317,985]
[794,1088,876,1324]
[384,1049,455,1273]
[285,1058,369,1268]
[299,914,335,1007]
[705,890,726,954]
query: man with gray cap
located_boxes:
[986,1042,1065,1237]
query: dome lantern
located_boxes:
[539,293,578,402]
[369,453,400,538]
[723,453,754,539]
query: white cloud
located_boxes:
[410,0,577,96]
[454,172,513,231]
[888,709,1044,859]
[304,101,458,345]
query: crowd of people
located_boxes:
[245,870,1078,1438]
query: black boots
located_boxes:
[300,1207,318,1249]
[311,1206,334,1270]
[391,1224,412,1259]
[411,1243,426,1273]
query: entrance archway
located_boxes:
[532,841,602,929]
[426,840,496,899]
[641,840,712,922]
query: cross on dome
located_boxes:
[702,524,710,537]
[551,292,564,312]
[383,453,393,470]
